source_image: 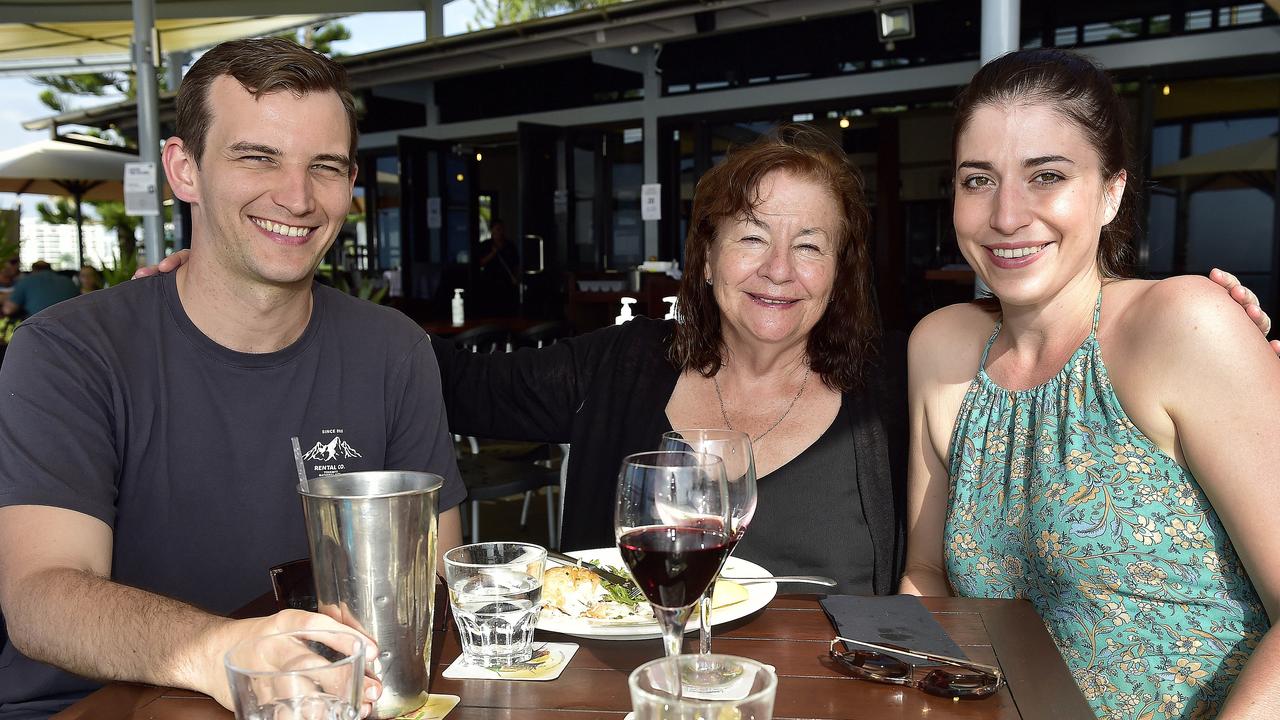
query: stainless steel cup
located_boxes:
[299,471,443,719]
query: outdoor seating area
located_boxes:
[0,2,1277,720]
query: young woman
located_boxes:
[901,49,1279,719]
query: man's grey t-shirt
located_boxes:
[0,272,465,717]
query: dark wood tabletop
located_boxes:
[54,594,1091,720]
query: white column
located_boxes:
[975,0,1019,297]
[132,0,164,265]
[980,0,1020,63]
[427,0,446,39]
[643,45,660,259]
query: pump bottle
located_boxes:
[615,297,637,325]
[451,288,465,327]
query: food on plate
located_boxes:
[542,563,747,624]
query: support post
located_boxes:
[166,51,190,251]
[643,45,660,260]
[132,0,164,265]
[974,0,1020,298]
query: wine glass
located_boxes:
[615,450,731,658]
[660,429,757,654]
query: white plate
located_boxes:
[535,547,776,641]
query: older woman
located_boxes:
[435,126,905,595]
[901,49,1279,718]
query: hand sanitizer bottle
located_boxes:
[615,297,637,325]
[662,295,679,322]
[451,288,465,327]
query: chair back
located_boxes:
[452,324,509,353]
[514,321,573,349]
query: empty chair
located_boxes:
[455,449,560,548]
[512,321,573,349]
[451,324,509,353]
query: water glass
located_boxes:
[629,653,777,720]
[443,542,547,668]
[224,629,366,720]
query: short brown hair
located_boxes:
[953,48,1134,279]
[175,37,359,166]
[669,124,878,393]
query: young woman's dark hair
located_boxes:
[953,48,1135,279]
[669,124,878,393]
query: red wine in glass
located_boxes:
[614,450,729,658]
[619,526,733,609]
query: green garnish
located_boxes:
[599,565,643,609]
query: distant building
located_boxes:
[18,218,115,270]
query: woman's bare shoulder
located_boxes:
[909,302,999,381]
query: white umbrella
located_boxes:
[0,137,140,266]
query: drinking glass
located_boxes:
[443,542,547,668]
[615,450,731,658]
[629,653,777,720]
[224,629,366,720]
[660,429,757,654]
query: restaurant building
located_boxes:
[34,0,1280,332]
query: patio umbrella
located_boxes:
[1152,134,1277,193]
[0,137,141,267]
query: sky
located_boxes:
[0,1,480,216]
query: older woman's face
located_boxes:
[707,170,839,351]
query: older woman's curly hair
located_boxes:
[668,124,879,393]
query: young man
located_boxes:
[0,38,465,717]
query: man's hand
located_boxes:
[199,610,382,716]
[1210,268,1278,355]
[132,249,190,279]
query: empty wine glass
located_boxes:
[660,429,757,654]
[615,450,731,658]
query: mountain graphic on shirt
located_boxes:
[302,436,363,462]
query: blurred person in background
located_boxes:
[2,260,78,320]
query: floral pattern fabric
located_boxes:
[944,297,1266,720]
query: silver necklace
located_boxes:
[713,365,812,443]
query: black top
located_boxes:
[433,317,908,595]
[0,273,466,717]
[732,400,875,595]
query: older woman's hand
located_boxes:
[132,249,190,279]
[1210,268,1278,356]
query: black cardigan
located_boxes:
[433,317,908,595]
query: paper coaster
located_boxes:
[442,642,579,681]
[395,694,460,720]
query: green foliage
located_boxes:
[0,316,20,345]
[335,272,388,305]
[101,250,138,288]
[469,0,628,29]
[37,197,77,225]
[275,21,352,56]
[0,212,19,263]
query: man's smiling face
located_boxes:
[189,75,356,289]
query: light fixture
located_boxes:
[475,152,483,161]
[1162,84,1171,96]
[875,4,915,52]
[455,173,464,182]
[839,116,851,129]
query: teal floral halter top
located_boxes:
[944,291,1266,719]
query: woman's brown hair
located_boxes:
[668,124,878,393]
[953,48,1135,279]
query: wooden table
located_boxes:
[54,595,1091,720]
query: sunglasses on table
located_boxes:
[828,636,1005,700]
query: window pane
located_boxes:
[1186,189,1273,273]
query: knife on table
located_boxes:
[545,549,635,587]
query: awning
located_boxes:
[0,14,347,73]
[1152,135,1278,178]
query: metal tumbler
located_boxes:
[299,471,444,719]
